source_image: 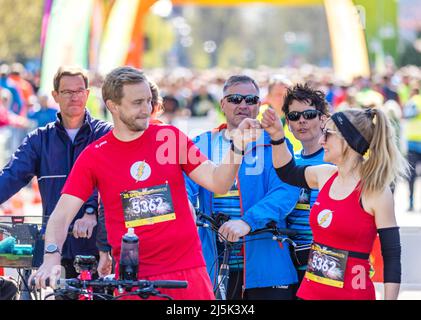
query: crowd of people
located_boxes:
[0,61,420,300]
[1,62,420,210]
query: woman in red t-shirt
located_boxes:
[262,104,408,300]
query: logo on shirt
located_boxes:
[317,209,333,228]
[95,141,108,148]
[130,161,151,182]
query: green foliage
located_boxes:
[143,14,176,68]
[353,0,399,63]
[0,0,44,62]
[399,34,421,67]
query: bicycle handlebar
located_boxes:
[31,277,188,290]
[196,212,298,238]
[249,226,297,238]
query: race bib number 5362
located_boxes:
[120,184,175,228]
[304,243,348,288]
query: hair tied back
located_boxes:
[364,108,376,121]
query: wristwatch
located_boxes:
[44,244,61,255]
[84,206,97,216]
[270,136,286,145]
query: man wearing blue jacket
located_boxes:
[186,75,300,300]
[0,66,112,278]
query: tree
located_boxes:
[0,0,44,63]
[398,33,421,67]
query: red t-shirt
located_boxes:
[62,124,208,277]
[297,172,377,300]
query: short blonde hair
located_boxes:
[53,66,88,91]
[102,66,148,104]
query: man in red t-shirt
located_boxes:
[31,66,260,300]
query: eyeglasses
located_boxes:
[224,94,260,105]
[59,89,87,98]
[321,128,338,140]
[286,109,320,121]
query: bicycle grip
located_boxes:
[277,228,298,237]
[30,277,61,287]
[152,280,188,288]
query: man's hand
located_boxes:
[260,107,284,140]
[97,251,113,277]
[231,118,262,150]
[72,213,97,239]
[29,255,62,289]
[218,219,251,242]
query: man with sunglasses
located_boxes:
[186,75,300,300]
[281,83,330,297]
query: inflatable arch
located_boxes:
[40,0,372,92]
[126,0,369,82]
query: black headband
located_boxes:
[331,112,370,155]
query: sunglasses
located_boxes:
[224,94,260,105]
[321,128,338,140]
[286,109,320,121]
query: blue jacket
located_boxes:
[185,125,300,289]
[0,111,112,259]
[0,77,23,115]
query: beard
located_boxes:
[120,113,149,132]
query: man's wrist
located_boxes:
[240,218,253,233]
[43,252,61,265]
[99,251,111,258]
[270,132,284,141]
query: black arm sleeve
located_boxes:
[378,227,401,283]
[274,157,311,189]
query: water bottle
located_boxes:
[119,228,139,280]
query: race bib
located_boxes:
[214,190,240,198]
[120,183,175,228]
[214,179,239,198]
[295,188,311,210]
[304,243,348,288]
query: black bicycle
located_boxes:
[30,255,188,300]
[196,211,297,300]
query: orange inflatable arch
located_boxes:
[127,0,369,82]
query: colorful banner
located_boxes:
[40,0,53,50]
[40,0,94,94]
[126,0,158,68]
[89,0,105,71]
[97,0,142,75]
[39,0,374,83]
